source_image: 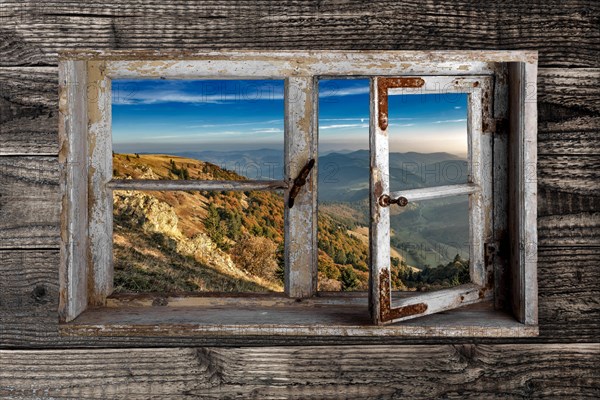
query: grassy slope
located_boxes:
[113,153,284,293]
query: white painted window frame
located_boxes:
[370,75,493,324]
[59,51,538,333]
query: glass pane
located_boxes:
[388,93,469,191]
[317,79,371,291]
[113,189,284,293]
[112,79,285,180]
[390,195,470,291]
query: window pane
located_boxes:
[317,79,370,291]
[387,93,468,191]
[113,189,284,293]
[112,79,285,180]
[390,194,470,291]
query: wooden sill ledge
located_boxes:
[61,295,539,338]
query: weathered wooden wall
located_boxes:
[0,1,598,398]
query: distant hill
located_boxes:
[172,149,284,180]
[164,149,468,203]
[317,150,468,202]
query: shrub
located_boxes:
[232,235,278,280]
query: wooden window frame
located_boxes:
[370,75,494,324]
[58,50,538,337]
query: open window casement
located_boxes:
[369,76,494,325]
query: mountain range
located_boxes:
[169,149,468,202]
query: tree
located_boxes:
[223,210,242,241]
[340,266,360,291]
[275,243,285,284]
[232,235,278,280]
[204,203,223,247]
[334,249,347,265]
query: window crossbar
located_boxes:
[107,179,290,192]
[388,183,480,203]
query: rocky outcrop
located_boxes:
[113,190,239,275]
[114,191,180,237]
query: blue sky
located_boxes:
[112,79,467,156]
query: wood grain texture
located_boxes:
[1,247,597,347]
[537,247,600,339]
[0,344,598,399]
[1,1,598,67]
[0,250,58,312]
[0,68,58,155]
[537,68,600,156]
[538,154,600,224]
[0,156,59,248]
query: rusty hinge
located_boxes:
[378,77,425,130]
[288,159,315,208]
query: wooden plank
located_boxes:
[538,186,600,219]
[492,63,510,310]
[387,284,493,323]
[0,156,59,248]
[284,77,317,298]
[103,53,496,79]
[538,155,600,196]
[108,179,288,191]
[60,301,536,338]
[538,212,600,247]
[369,77,390,324]
[0,250,59,312]
[0,67,58,155]
[537,154,600,240]
[0,344,598,398]
[1,1,598,67]
[537,246,600,339]
[537,68,600,114]
[58,59,88,322]
[508,61,538,325]
[537,68,600,155]
[539,118,600,155]
[87,61,113,306]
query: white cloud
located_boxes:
[431,119,467,124]
[320,123,369,130]
[319,86,370,97]
[252,128,284,134]
[319,117,368,122]
[112,80,286,105]
[186,120,283,129]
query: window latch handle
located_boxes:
[288,159,315,208]
[378,194,408,208]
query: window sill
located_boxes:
[60,295,538,338]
